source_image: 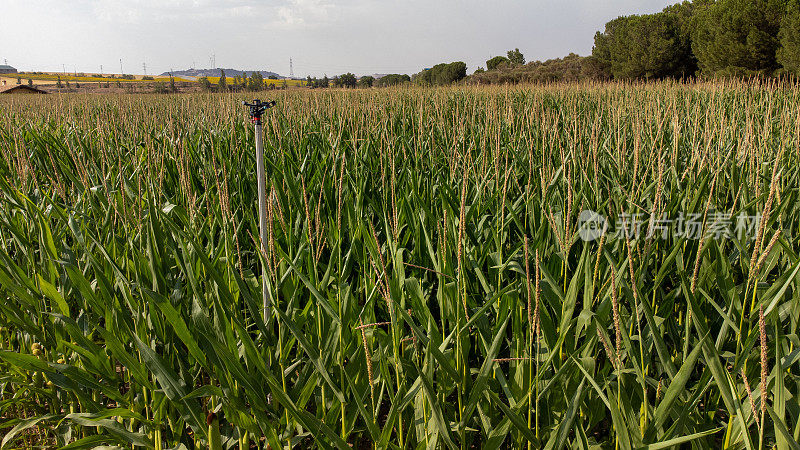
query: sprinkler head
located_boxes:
[243,99,276,123]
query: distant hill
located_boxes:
[161,68,285,79]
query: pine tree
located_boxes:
[507,48,525,65]
[218,69,227,92]
[778,0,800,75]
[692,0,786,76]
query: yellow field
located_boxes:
[9,73,153,84]
[9,73,305,87]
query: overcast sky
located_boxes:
[1,0,677,77]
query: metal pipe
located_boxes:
[255,120,269,321]
[243,99,276,323]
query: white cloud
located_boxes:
[89,0,336,27]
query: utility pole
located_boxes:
[289,58,294,79]
[120,59,123,76]
[62,64,66,75]
[143,62,147,76]
[100,65,103,76]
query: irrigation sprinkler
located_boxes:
[244,98,277,322]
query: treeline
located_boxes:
[592,0,798,78]
[197,70,287,92]
[304,63,466,89]
[305,73,412,88]
[472,0,800,84]
[471,53,608,84]
[411,61,467,85]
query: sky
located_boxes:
[1,0,677,78]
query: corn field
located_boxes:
[0,81,798,449]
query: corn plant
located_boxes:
[0,80,798,449]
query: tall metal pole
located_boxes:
[244,99,276,322]
[254,118,268,321]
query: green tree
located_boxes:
[56,76,62,88]
[375,74,410,87]
[217,69,227,92]
[358,76,374,87]
[779,0,800,74]
[321,75,329,88]
[27,79,32,86]
[486,56,510,70]
[249,72,264,91]
[337,73,357,87]
[16,77,21,85]
[692,0,786,76]
[507,48,525,65]
[414,62,467,85]
[198,76,212,91]
[593,12,695,79]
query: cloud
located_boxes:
[276,0,336,27]
[89,0,336,27]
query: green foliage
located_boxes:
[248,72,264,91]
[413,61,467,85]
[779,0,800,75]
[1,83,799,449]
[15,77,20,85]
[333,73,357,88]
[142,76,154,81]
[27,79,32,86]
[507,48,525,65]
[198,76,212,91]
[471,54,607,84]
[593,10,695,79]
[487,55,510,71]
[692,0,786,76]
[218,69,228,92]
[357,76,374,88]
[374,73,410,87]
